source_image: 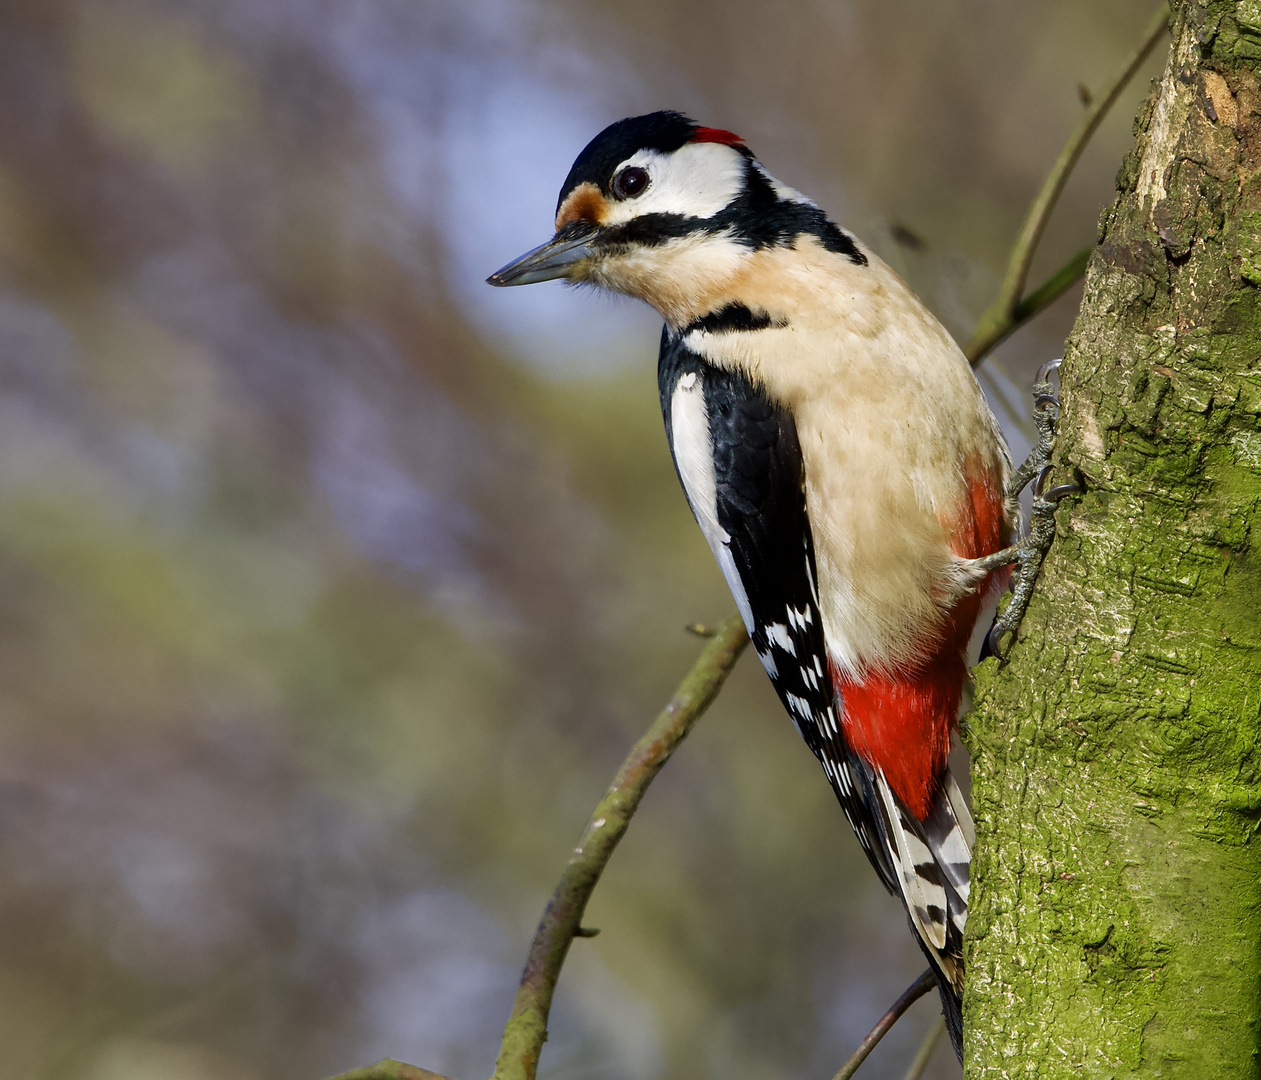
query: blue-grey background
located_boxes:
[0,2,1161,1078]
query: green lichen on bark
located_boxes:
[965,4,1261,1076]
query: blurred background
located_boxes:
[0,2,1164,1078]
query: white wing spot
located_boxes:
[786,693,812,720]
[767,623,795,655]
[756,648,779,680]
[836,763,850,794]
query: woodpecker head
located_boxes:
[487,111,866,326]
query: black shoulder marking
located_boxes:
[728,162,868,264]
[658,331,896,893]
[813,218,868,262]
[682,304,781,335]
[699,362,813,631]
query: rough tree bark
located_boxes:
[965,2,1261,1076]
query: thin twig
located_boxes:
[901,1018,946,1080]
[830,969,937,1080]
[997,3,1168,308]
[323,1061,457,1080]
[965,245,1091,366]
[964,3,1170,364]
[491,615,750,1080]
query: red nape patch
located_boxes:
[690,126,745,146]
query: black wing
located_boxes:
[658,329,896,890]
[658,328,970,1057]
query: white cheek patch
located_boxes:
[602,142,747,225]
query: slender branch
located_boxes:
[1010,245,1093,329]
[964,4,1170,364]
[491,615,750,1080]
[901,1018,946,1080]
[998,4,1168,308]
[829,969,936,1080]
[323,1061,457,1080]
[965,245,1091,366]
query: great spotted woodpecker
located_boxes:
[488,111,1023,1057]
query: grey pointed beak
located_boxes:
[486,222,599,287]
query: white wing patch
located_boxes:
[670,372,755,633]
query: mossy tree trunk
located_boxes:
[965,3,1261,1075]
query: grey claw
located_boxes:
[986,622,1011,659]
[1043,483,1080,501]
[987,356,1075,660]
[1035,357,1063,384]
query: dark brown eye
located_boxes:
[612,166,649,199]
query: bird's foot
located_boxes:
[976,359,1080,659]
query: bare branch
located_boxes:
[965,4,1170,365]
[966,246,1091,366]
[829,969,936,1080]
[491,615,750,1080]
